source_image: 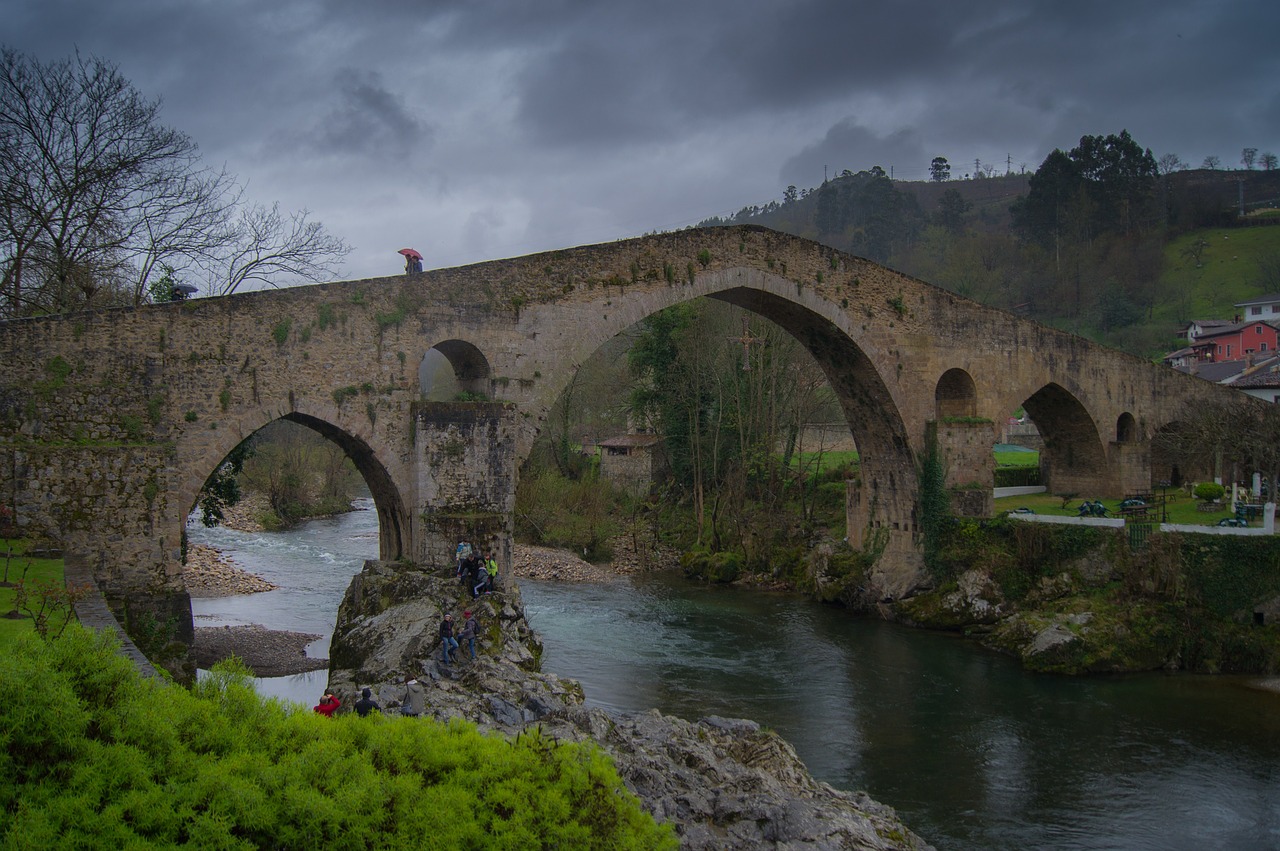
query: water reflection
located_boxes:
[522,574,1280,851]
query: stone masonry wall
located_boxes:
[0,224,1250,673]
[413,402,517,578]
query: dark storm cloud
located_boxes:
[2,0,1276,276]
[309,69,431,161]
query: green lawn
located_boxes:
[995,449,1039,467]
[791,448,1039,474]
[994,492,1261,527]
[0,539,65,643]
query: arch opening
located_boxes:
[936,368,978,420]
[518,284,917,564]
[419,339,491,400]
[188,413,408,563]
[1116,412,1137,443]
[1019,383,1108,496]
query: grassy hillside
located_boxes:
[1156,226,1280,333]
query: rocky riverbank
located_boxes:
[185,544,278,597]
[322,559,933,850]
[511,543,625,581]
[193,624,327,677]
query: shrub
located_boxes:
[0,626,676,849]
[681,549,743,583]
[1193,482,1225,502]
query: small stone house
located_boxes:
[596,434,664,494]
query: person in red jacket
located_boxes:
[313,692,340,717]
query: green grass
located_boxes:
[994,450,1039,467]
[0,540,65,644]
[789,449,860,476]
[994,492,1264,527]
[1155,226,1280,333]
[788,447,1036,473]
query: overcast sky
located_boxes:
[7,0,1278,281]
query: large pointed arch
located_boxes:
[1021,383,1107,496]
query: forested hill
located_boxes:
[700,137,1280,358]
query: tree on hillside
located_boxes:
[1158,153,1184,175]
[0,47,348,318]
[813,169,923,261]
[1013,131,1159,246]
[1260,152,1277,172]
[1202,155,1221,169]
[1241,148,1258,170]
[935,189,970,233]
[930,157,951,182]
[1009,149,1082,258]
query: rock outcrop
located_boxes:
[325,560,933,850]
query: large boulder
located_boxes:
[325,560,933,851]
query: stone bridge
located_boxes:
[0,225,1236,675]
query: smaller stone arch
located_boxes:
[419,340,491,400]
[935,368,977,419]
[1022,382,1108,496]
[1116,412,1137,443]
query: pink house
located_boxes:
[1189,320,1280,363]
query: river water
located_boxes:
[186,506,1280,851]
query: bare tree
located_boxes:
[1157,153,1184,175]
[0,47,351,315]
[1156,397,1280,498]
[1241,147,1258,170]
[210,203,350,296]
[1261,152,1278,172]
[1202,155,1221,170]
[0,47,240,315]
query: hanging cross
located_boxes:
[728,316,764,371]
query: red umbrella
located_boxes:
[398,248,422,260]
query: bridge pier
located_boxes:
[412,402,518,582]
[935,419,997,517]
[1109,440,1152,496]
[846,459,926,597]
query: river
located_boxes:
[186,506,1280,851]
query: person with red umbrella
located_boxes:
[399,247,423,274]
